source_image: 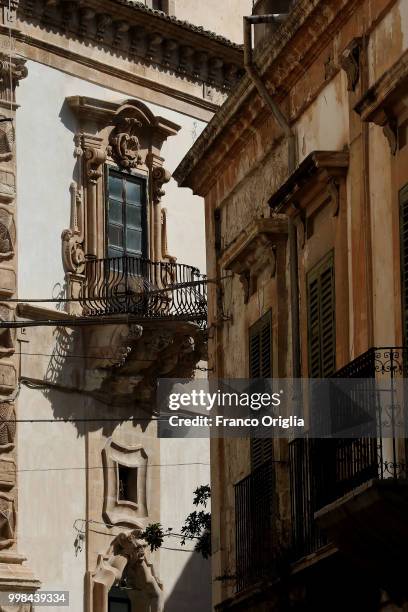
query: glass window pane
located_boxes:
[109,173,123,201]
[108,199,123,225]
[108,246,124,261]
[126,180,142,204]
[126,204,142,228]
[126,228,142,253]
[108,224,124,248]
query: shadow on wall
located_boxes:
[164,553,211,612]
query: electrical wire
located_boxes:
[13,463,211,473]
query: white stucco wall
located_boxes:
[15,58,209,610]
[18,386,87,612]
[173,0,253,44]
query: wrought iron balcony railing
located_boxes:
[80,255,207,326]
[290,347,408,561]
[234,460,275,592]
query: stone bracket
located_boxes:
[340,37,362,92]
[220,218,288,304]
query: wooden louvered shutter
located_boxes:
[249,311,272,378]
[307,253,336,378]
[249,311,273,470]
[400,185,408,344]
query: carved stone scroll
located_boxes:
[108,117,143,170]
[61,182,85,275]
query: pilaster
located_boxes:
[0,4,40,595]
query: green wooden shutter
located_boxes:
[400,185,408,344]
[249,311,273,470]
[307,253,335,378]
[249,311,272,378]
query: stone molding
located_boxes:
[102,439,148,527]
[19,0,243,92]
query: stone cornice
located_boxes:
[18,0,244,92]
[174,0,364,195]
[268,150,349,215]
[355,49,408,122]
[67,95,180,138]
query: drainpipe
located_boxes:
[243,14,300,377]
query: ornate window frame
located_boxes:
[62,96,180,314]
[102,438,148,527]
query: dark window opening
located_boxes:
[106,168,147,259]
[108,587,131,612]
[118,465,138,504]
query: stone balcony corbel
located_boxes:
[355,49,408,155]
[220,218,288,304]
[268,150,349,244]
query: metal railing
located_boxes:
[234,460,275,592]
[80,255,207,326]
[290,347,408,561]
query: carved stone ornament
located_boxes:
[90,529,163,612]
[152,166,171,205]
[0,118,14,163]
[0,402,16,450]
[0,208,15,260]
[61,182,85,274]
[378,108,398,156]
[0,54,28,100]
[0,304,15,357]
[340,38,362,92]
[85,146,107,183]
[0,492,15,549]
[108,117,143,170]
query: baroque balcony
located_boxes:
[56,255,209,407]
[80,255,207,326]
[290,347,408,598]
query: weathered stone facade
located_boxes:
[0,0,251,610]
[176,0,408,609]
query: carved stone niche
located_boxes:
[268,150,350,245]
[88,529,163,612]
[102,438,148,527]
[220,218,288,304]
[354,51,408,156]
